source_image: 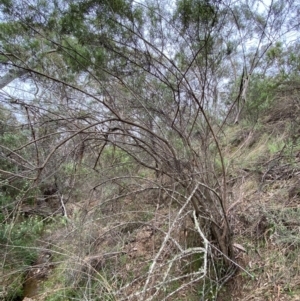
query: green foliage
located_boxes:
[0,105,45,216]
[61,161,76,176]
[267,139,285,154]
[215,156,228,173]
[59,0,137,37]
[0,21,24,38]
[288,50,300,73]
[43,258,116,301]
[0,192,9,222]
[3,277,24,301]
[189,252,204,272]
[266,42,283,61]
[175,0,216,31]
[243,74,280,123]
[0,0,12,14]
[1,215,43,254]
[0,214,45,299]
[101,146,135,174]
[61,37,92,72]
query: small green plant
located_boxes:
[3,277,24,301]
[0,215,45,299]
[268,139,285,154]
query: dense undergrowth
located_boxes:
[2,87,300,301]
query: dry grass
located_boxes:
[221,96,300,300]
[6,96,300,301]
[21,190,215,301]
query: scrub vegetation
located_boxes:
[1,0,300,300]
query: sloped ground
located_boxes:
[221,95,300,300]
[4,96,300,301]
